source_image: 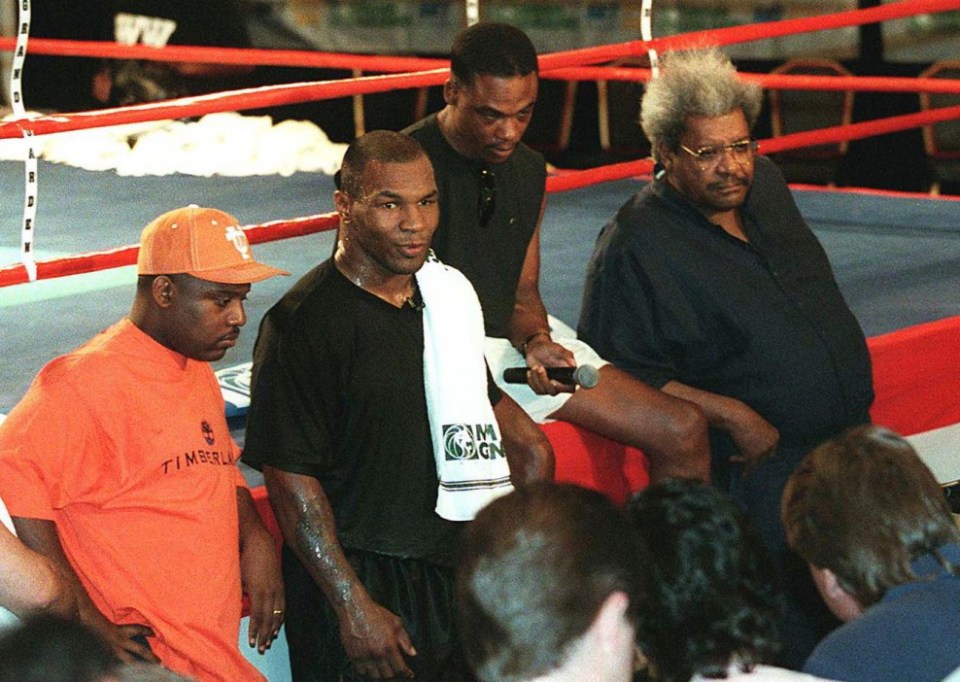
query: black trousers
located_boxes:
[283,546,472,682]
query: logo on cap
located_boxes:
[225,225,252,262]
[137,205,289,284]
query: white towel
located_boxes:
[417,254,514,521]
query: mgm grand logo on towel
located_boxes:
[442,423,505,461]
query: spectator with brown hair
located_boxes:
[782,425,960,681]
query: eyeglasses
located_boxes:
[479,168,496,226]
[678,139,758,170]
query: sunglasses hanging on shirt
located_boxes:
[479,167,496,226]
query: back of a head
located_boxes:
[0,615,116,682]
[450,22,538,86]
[627,479,781,682]
[641,48,762,158]
[337,129,428,197]
[458,482,643,682]
[782,424,959,608]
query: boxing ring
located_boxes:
[3,1,960,678]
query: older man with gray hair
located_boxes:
[578,48,874,667]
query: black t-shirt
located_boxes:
[243,261,498,566]
[579,155,874,454]
[406,114,547,338]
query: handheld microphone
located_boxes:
[502,364,600,389]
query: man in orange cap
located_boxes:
[0,205,288,682]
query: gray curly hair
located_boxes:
[641,48,762,161]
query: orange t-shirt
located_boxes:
[0,319,264,682]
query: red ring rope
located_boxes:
[3,0,960,288]
[2,0,957,73]
[0,214,339,287]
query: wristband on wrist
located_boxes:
[518,330,550,355]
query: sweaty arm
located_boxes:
[0,522,75,619]
[236,487,284,654]
[262,466,416,680]
[509,196,577,395]
[11,517,157,663]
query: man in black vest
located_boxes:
[405,22,711,485]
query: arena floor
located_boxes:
[3,160,960,415]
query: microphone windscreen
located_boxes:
[573,364,600,389]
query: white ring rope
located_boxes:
[466,0,480,27]
[641,0,659,77]
[12,0,37,282]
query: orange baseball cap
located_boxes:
[137,205,289,284]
